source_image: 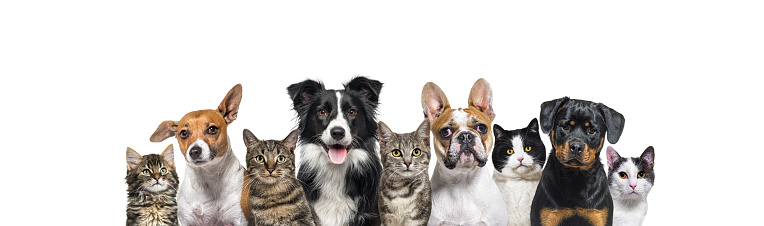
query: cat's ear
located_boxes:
[416,119,430,146]
[606,146,621,169]
[641,146,655,169]
[345,76,383,107]
[598,103,625,144]
[421,82,450,124]
[528,118,540,134]
[150,120,178,142]
[377,121,394,149]
[126,148,142,170]
[287,79,324,112]
[161,144,175,167]
[283,130,300,152]
[493,124,506,140]
[540,97,569,134]
[218,84,242,124]
[468,78,495,121]
[243,129,259,147]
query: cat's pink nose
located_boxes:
[517,157,524,162]
[404,162,411,168]
[267,169,275,174]
[630,184,637,189]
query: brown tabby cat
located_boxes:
[242,129,320,226]
[126,145,179,226]
[377,120,432,226]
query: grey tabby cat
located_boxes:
[242,129,320,226]
[377,120,432,226]
[126,145,179,226]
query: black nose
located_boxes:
[189,146,202,159]
[569,141,585,154]
[458,133,474,144]
[331,127,345,140]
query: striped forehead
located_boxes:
[255,140,283,154]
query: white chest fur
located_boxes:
[613,200,647,226]
[177,151,247,226]
[429,162,508,226]
[493,173,539,226]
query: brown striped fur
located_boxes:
[125,145,179,226]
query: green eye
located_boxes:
[412,148,421,157]
[277,156,286,163]
[392,149,402,157]
[255,156,265,163]
[142,169,150,175]
[160,168,167,174]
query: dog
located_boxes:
[421,78,508,226]
[287,76,384,226]
[530,97,625,226]
[150,84,248,226]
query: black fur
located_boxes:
[492,118,547,173]
[531,97,625,226]
[287,76,383,226]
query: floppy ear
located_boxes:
[415,119,430,147]
[468,78,495,120]
[377,121,394,149]
[287,79,324,112]
[598,103,625,144]
[218,84,243,124]
[242,129,259,148]
[150,120,178,142]
[527,118,539,134]
[641,146,655,169]
[161,144,175,167]
[283,130,300,152]
[493,124,506,140]
[539,97,569,134]
[126,148,142,170]
[606,146,621,170]
[346,76,383,107]
[421,82,450,124]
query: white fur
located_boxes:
[610,159,652,226]
[177,143,247,226]
[430,161,507,226]
[492,135,543,226]
[187,139,212,162]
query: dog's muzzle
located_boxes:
[444,131,487,169]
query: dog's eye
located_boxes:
[255,156,265,163]
[507,149,514,155]
[561,125,570,131]
[587,128,597,135]
[637,171,646,178]
[160,168,167,174]
[525,146,531,152]
[179,130,189,139]
[207,126,218,135]
[277,156,286,163]
[347,109,357,117]
[318,110,327,117]
[412,148,421,156]
[475,124,487,134]
[618,172,627,179]
[392,149,402,157]
[440,128,453,138]
[142,169,151,175]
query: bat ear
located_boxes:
[468,78,495,120]
[421,82,450,124]
[539,97,569,134]
[598,103,625,144]
[150,120,178,142]
[218,84,242,124]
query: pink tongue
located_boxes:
[328,148,348,164]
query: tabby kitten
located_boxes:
[126,145,179,226]
[377,120,432,226]
[491,118,546,226]
[607,146,655,226]
[243,129,320,226]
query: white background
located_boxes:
[1,1,762,225]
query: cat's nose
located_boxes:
[404,162,411,168]
[517,157,524,163]
[267,169,275,174]
[630,184,637,190]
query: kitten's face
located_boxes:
[244,129,299,185]
[126,145,177,194]
[607,146,655,200]
[378,120,431,178]
[492,119,546,177]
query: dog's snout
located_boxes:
[189,146,202,159]
[458,133,475,144]
[331,127,345,140]
[569,141,585,154]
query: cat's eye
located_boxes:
[507,149,514,155]
[347,109,357,117]
[142,169,151,175]
[207,126,218,135]
[637,171,646,178]
[525,146,531,152]
[475,124,487,134]
[160,168,167,174]
[392,149,402,157]
[255,155,265,163]
[277,156,286,163]
[318,110,328,117]
[412,148,422,157]
[179,130,189,139]
[440,128,453,138]
[618,172,627,179]
[587,128,597,135]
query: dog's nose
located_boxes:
[331,127,345,140]
[569,142,585,155]
[458,133,474,144]
[189,146,202,159]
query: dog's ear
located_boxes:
[283,129,300,152]
[346,76,383,107]
[377,121,394,149]
[539,97,569,134]
[606,146,620,170]
[527,118,540,134]
[150,120,178,142]
[218,84,242,124]
[421,82,450,124]
[641,146,655,169]
[126,147,142,170]
[242,129,259,148]
[598,103,625,144]
[493,124,506,140]
[468,78,495,120]
[416,119,430,147]
[161,144,175,167]
[287,79,324,112]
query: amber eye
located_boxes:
[255,156,265,163]
[277,156,286,163]
[392,149,402,157]
[318,110,328,117]
[207,126,218,135]
[475,124,487,134]
[160,168,167,174]
[440,128,453,138]
[179,130,189,139]
[507,149,514,155]
[561,125,570,132]
[587,128,597,135]
[525,146,531,152]
[347,109,357,117]
[618,172,627,179]
[412,148,421,156]
[142,169,151,175]
[637,171,646,178]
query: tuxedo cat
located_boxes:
[607,146,655,226]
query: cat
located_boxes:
[376,120,432,226]
[126,145,179,226]
[242,129,320,226]
[606,146,655,226]
[491,118,546,226]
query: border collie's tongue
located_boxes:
[328,146,348,164]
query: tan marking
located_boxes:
[174,110,231,159]
[241,168,251,222]
[585,122,590,127]
[570,121,575,126]
[540,207,609,226]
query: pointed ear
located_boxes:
[539,97,569,134]
[283,130,300,152]
[421,82,450,124]
[287,79,324,112]
[641,146,655,169]
[606,146,621,169]
[527,118,539,134]
[161,144,175,167]
[243,129,259,147]
[468,78,495,120]
[346,76,383,107]
[218,84,243,124]
[150,120,178,142]
[377,121,394,149]
[493,124,506,140]
[598,103,625,144]
[416,119,430,146]
[126,148,142,170]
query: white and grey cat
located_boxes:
[491,118,546,226]
[377,120,432,226]
[607,146,655,226]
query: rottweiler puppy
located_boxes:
[531,97,625,226]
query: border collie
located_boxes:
[287,76,383,226]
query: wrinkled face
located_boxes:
[551,102,607,170]
[127,154,178,193]
[176,110,229,166]
[246,140,295,184]
[432,107,493,169]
